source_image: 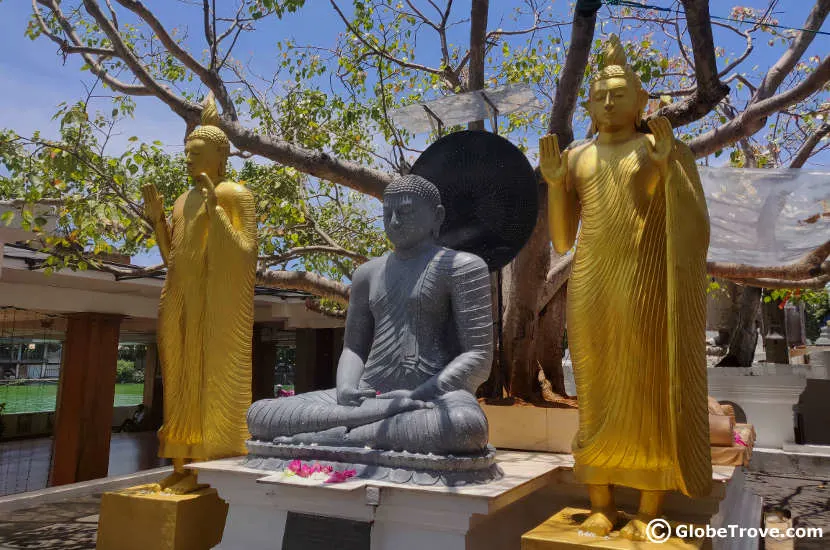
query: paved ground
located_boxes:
[0,432,167,496]
[746,470,829,550]
[0,494,100,550]
[0,469,826,549]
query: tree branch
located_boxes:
[80,0,201,125]
[467,0,488,130]
[689,55,830,158]
[755,0,830,102]
[33,0,151,96]
[707,240,830,281]
[537,253,573,314]
[722,274,830,290]
[222,119,392,199]
[653,0,730,128]
[329,0,461,89]
[547,5,597,145]
[260,246,368,267]
[305,298,347,319]
[790,122,830,168]
[112,0,237,120]
[257,269,350,306]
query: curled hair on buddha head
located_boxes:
[187,93,231,175]
[383,174,442,207]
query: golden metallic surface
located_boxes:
[539,34,711,529]
[96,485,228,550]
[521,508,709,550]
[143,94,257,467]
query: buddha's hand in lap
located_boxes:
[375,390,435,413]
[337,387,377,407]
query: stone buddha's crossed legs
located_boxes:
[247,390,488,454]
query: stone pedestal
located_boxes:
[522,507,709,549]
[708,367,807,448]
[96,485,229,550]
[191,451,761,550]
[481,404,578,453]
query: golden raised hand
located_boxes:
[539,134,569,187]
[646,116,674,174]
[141,183,164,225]
[198,172,218,213]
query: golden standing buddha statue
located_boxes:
[142,94,258,494]
[539,35,711,540]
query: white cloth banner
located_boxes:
[700,167,830,266]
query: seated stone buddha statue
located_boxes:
[247,174,494,455]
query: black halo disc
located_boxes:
[410,130,538,271]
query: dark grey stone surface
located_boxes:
[281,513,370,550]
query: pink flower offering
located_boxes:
[734,432,748,447]
[286,460,334,478]
[325,469,357,484]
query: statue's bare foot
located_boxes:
[619,517,651,541]
[161,472,206,495]
[275,426,352,447]
[155,471,188,491]
[579,510,617,537]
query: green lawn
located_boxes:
[0,383,143,414]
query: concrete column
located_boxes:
[142,343,157,409]
[252,323,279,401]
[294,328,344,394]
[293,329,315,394]
[142,342,161,429]
[51,312,123,486]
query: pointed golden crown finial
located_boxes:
[601,34,627,69]
[201,92,222,127]
[188,92,230,157]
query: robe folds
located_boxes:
[564,137,712,498]
[157,182,257,461]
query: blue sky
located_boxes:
[0,1,827,266]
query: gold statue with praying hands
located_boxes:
[539,35,711,540]
[142,94,258,494]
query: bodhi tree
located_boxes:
[2,0,829,397]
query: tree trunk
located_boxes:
[534,282,567,396]
[500,178,552,400]
[478,273,506,398]
[716,285,762,367]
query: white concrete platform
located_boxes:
[192,451,762,550]
[707,367,807,448]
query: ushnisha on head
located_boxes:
[382,174,446,251]
[185,93,230,181]
[586,34,649,134]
